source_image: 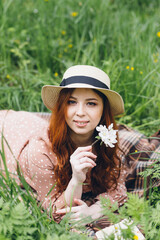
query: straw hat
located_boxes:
[41,65,124,116]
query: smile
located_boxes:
[74,120,89,126]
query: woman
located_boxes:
[0,65,127,224]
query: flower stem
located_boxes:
[91,138,100,147]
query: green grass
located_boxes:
[0,0,160,239]
[0,0,160,134]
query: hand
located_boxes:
[56,198,101,222]
[70,146,97,183]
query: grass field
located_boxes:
[0,0,160,239]
[0,0,160,133]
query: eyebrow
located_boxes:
[70,96,98,101]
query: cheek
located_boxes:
[96,105,103,120]
[96,111,103,123]
[65,106,73,121]
[90,108,103,127]
[64,107,69,122]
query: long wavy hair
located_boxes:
[48,88,121,196]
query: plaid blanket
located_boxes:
[118,124,160,197]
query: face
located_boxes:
[65,88,104,141]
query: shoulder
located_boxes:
[28,126,57,166]
[1,110,48,130]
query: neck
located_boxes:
[69,132,94,147]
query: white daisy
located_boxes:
[94,123,118,148]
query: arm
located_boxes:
[57,164,128,221]
[18,139,96,220]
[57,198,103,221]
[64,177,83,206]
[18,137,67,221]
[46,145,96,209]
[64,145,97,206]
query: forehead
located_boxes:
[71,88,102,99]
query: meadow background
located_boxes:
[0,0,160,134]
[0,0,160,239]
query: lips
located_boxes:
[74,120,89,127]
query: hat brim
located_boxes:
[41,84,124,116]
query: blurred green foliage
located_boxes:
[0,0,160,134]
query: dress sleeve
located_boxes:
[95,165,128,207]
[18,137,67,222]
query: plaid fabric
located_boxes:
[118,124,160,197]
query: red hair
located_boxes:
[48,88,121,195]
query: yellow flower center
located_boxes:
[68,44,73,48]
[6,74,10,79]
[54,72,58,77]
[71,12,78,17]
[133,235,139,240]
[61,30,66,35]
[157,31,160,38]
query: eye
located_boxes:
[87,102,97,106]
[68,100,77,105]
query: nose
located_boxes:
[76,103,85,116]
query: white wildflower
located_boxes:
[95,123,118,148]
[33,9,38,14]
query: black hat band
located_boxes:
[60,76,109,89]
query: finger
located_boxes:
[56,208,69,214]
[74,198,85,206]
[71,145,92,157]
[56,205,81,214]
[79,157,96,166]
[78,152,97,160]
[71,152,97,163]
[78,163,96,171]
[70,212,81,220]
